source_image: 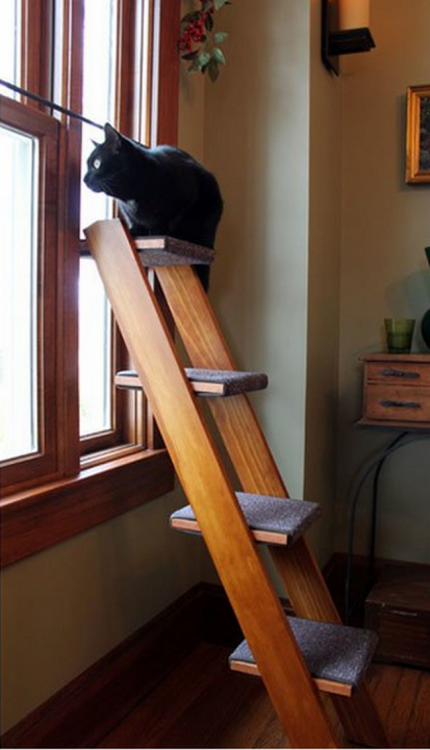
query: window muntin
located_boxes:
[0,124,38,461]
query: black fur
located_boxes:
[84,124,223,290]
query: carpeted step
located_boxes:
[229,617,378,697]
[115,368,268,397]
[170,493,321,547]
[135,236,215,267]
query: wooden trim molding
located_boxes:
[0,96,61,489]
[0,584,206,748]
[0,450,174,568]
[0,583,291,748]
[151,0,180,145]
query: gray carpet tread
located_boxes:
[135,235,215,266]
[170,493,321,546]
[229,617,378,695]
[115,368,268,397]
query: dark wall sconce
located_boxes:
[322,0,376,75]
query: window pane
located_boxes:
[80,0,118,233]
[79,258,112,437]
[0,0,21,96]
[0,125,38,462]
[79,0,118,439]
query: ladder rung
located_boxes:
[170,493,321,547]
[115,369,268,397]
[135,235,215,267]
[229,617,378,697]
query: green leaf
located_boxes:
[208,59,220,82]
[212,47,226,65]
[213,31,228,43]
[198,51,211,69]
[181,11,200,25]
[214,0,227,9]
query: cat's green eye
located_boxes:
[93,157,102,169]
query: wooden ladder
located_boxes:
[85,219,389,749]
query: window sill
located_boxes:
[0,449,174,568]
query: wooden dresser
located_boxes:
[357,353,430,666]
[358,353,430,429]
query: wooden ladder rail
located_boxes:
[154,263,389,749]
[86,219,339,749]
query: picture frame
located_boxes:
[406,85,430,184]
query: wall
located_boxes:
[204,0,312,503]
[0,492,202,733]
[336,0,430,563]
[305,0,342,563]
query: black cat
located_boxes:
[84,124,223,290]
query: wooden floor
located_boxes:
[97,642,430,749]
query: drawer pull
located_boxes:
[380,399,422,410]
[389,609,419,618]
[380,369,421,379]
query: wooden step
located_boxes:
[115,369,268,397]
[170,493,321,547]
[135,236,215,267]
[229,617,378,697]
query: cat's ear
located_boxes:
[91,139,100,148]
[104,123,122,153]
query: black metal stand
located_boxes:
[345,429,430,623]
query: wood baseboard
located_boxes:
[1,585,204,749]
[1,580,294,748]
[3,557,379,748]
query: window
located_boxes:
[79,258,113,437]
[0,0,21,89]
[0,0,180,564]
[0,124,38,462]
[78,0,118,443]
[0,98,59,489]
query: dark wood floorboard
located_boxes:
[97,642,430,748]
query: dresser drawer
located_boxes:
[365,384,430,422]
[366,361,430,386]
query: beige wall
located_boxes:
[0,489,204,734]
[305,0,342,563]
[204,0,312,502]
[336,0,430,562]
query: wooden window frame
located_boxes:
[0,0,181,566]
[0,97,61,489]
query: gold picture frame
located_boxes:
[406,85,430,184]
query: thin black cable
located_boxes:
[344,431,429,622]
[369,432,406,577]
[345,432,406,622]
[0,78,105,131]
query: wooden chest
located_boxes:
[359,353,430,428]
[365,564,430,668]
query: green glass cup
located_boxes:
[384,318,415,353]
